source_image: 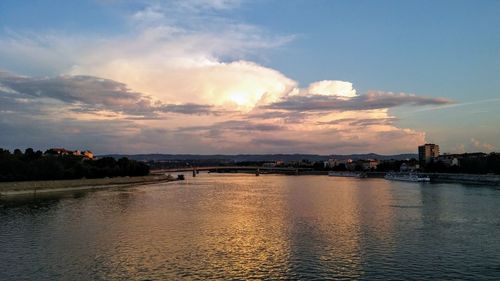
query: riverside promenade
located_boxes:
[0,175,176,199]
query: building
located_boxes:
[45,148,94,160]
[437,154,460,167]
[275,160,285,166]
[360,159,379,171]
[82,150,94,160]
[418,144,440,165]
[324,158,353,168]
[437,152,487,167]
[400,162,420,172]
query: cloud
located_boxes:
[306,80,357,98]
[470,138,495,152]
[159,103,221,115]
[178,120,283,134]
[0,76,429,154]
[0,73,145,106]
[132,5,165,21]
[0,63,437,155]
[317,117,398,126]
[0,1,452,154]
[265,91,453,112]
[165,0,242,13]
[249,138,371,153]
[0,72,225,117]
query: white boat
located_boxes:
[328,171,361,177]
[384,173,430,182]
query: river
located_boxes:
[1,173,500,280]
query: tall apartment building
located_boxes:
[418,144,440,165]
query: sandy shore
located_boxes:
[0,174,177,199]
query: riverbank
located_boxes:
[366,172,500,185]
[0,174,176,199]
[207,168,500,185]
[425,173,500,185]
[204,171,500,186]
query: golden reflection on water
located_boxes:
[92,174,403,279]
[13,174,403,279]
[189,175,292,278]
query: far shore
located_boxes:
[0,174,177,199]
[201,168,500,185]
[2,170,499,201]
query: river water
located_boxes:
[1,173,500,280]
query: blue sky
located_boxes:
[0,0,498,154]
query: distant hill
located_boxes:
[101,153,417,162]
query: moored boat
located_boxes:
[328,171,362,178]
[384,173,430,182]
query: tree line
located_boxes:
[0,148,150,182]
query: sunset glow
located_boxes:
[0,0,498,154]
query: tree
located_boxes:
[0,147,150,182]
[13,149,22,157]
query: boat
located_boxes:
[328,171,362,178]
[384,173,430,182]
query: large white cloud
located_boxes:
[306,80,357,98]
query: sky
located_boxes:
[0,0,498,155]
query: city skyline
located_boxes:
[0,0,499,154]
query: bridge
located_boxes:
[151,166,315,176]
